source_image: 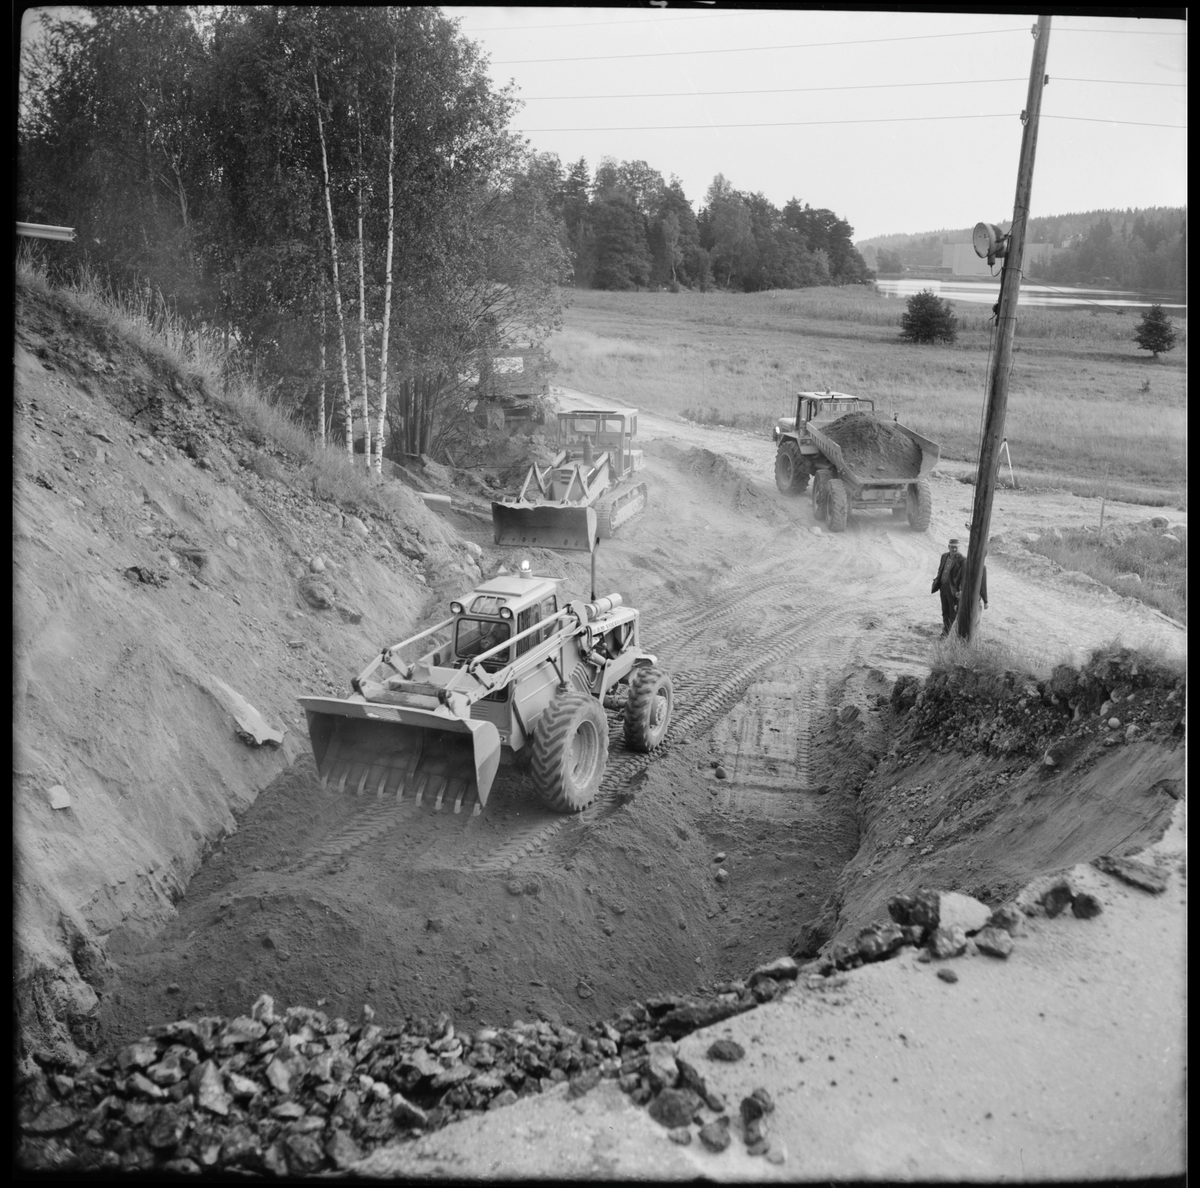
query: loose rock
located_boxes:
[928,926,967,959]
[648,1088,702,1129]
[705,1039,745,1063]
[987,904,1023,936]
[937,891,991,935]
[698,1116,732,1153]
[973,927,1015,959]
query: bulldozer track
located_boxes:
[287,544,867,878]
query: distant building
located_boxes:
[942,242,1060,276]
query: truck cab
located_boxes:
[772,391,875,443]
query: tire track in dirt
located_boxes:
[284,527,891,876]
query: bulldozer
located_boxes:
[299,562,672,816]
[491,408,648,552]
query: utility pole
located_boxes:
[957,16,1052,640]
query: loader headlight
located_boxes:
[450,601,464,615]
[499,606,513,620]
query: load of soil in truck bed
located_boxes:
[822,412,922,481]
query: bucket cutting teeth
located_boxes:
[302,702,501,818]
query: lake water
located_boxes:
[874,277,1185,312]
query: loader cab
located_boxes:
[556,409,640,480]
[451,575,563,668]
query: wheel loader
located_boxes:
[491,408,648,552]
[773,391,940,533]
[299,562,672,816]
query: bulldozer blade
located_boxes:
[301,697,502,812]
[492,502,598,553]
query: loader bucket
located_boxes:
[300,697,502,814]
[491,502,598,552]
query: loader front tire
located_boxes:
[624,666,673,752]
[906,481,932,532]
[531,692,609,813]
[828,479,849,533]
[775,441,810,495]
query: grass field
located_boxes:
[548,287,1187,502]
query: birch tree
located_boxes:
[372,49,397,475]
[312,63,353,453]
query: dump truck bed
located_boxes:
[807,420,940,487]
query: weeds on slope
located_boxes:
[1025,525,1187,624]
[16,253,415,526]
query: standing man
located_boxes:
[931,538,966,636]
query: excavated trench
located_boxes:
[94,540,869,1052]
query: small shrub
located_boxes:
[899,289,958,345]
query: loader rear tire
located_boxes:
[812,470,831,522]
[906,481,932,532]
[624,666,673,752]
[828,479,849,533]
[531,692,609,813]
[775,441,810,495]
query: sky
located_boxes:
[443,7,1187,242]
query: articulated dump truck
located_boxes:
[299,564,672,816]
[774,391,940,533]
[491,408,648,552]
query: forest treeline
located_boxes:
[556,159,871,292]
[16,5,865,462]
[861,207,1185,292]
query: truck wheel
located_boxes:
[624,666,673,752]
[811,471,831,521]
[828,479,849,532]
[531,691,609,813]
[774,441,810,495]
[907,481,932,532]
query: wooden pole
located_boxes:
[957,15,1052,640]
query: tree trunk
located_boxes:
[355,85,371,467]
[313,65,354,454]
[317,296,327,448]
[373,52,397,476]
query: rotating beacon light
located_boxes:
[972,222,1009,268]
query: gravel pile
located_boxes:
[17,962,805,1175]
[821,413,921,480]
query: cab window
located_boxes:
[456,618,511,664]
[515,595,557,656]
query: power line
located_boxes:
[461,12,729,33]
[518,76,1185,103]
[1044,114,1185,129]
[521,78,1028,101]
[1056,76,1186,86]
[520,113,1186,133]
[494,26,1030,65]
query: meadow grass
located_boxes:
[549,287,1186,496]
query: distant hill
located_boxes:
[858,207,1185,291]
